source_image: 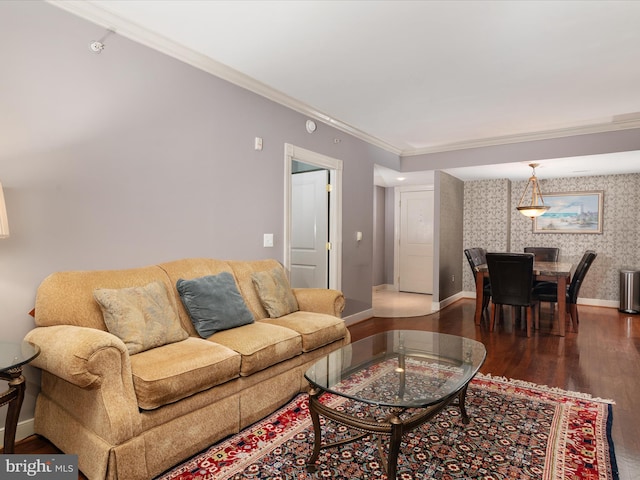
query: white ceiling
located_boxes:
[53,0,640,183]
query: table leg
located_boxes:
[474,271,484,325]
[306,388,323,472]
[557,276,567,337]
[306,379,477,479]
[387,416,403,480]
[457,385,470,424]
[1,368,26,454]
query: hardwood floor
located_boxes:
[350,299,640,480]
[8,299,640,480]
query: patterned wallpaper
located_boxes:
[463,179,510,291]
[463,173,640,302]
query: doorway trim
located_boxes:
[284,144,342,291]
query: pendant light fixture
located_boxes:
[516,163,550,219]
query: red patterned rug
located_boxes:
[156,374,618,479]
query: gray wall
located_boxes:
[0,1,397,426]
[402,128,640,172]
[436,172,464,301]
[384,188,396,285]
[370,186,397,287]
[463,173,640,302]
[4,0,638,436]
[372,186,386,286]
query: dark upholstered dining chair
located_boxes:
[524,247,559,262]
[534,250,597,333]
[486,252,537,337]
[524,247,560,289]
[464,248,490,314]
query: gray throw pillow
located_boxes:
[176,272,255,338]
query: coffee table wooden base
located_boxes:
[306,384,471,479]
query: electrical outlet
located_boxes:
[451,274,455,283]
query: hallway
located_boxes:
[372,288,434,317]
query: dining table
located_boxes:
[474,260,574,336]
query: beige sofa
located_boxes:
[25,258,350,480]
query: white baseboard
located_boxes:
[461,291,620,309]
[578,298,619,309]
[373,284,396,292]
[343,308,374,326]
[437,291,465,310]
[0,418,35,449]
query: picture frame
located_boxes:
[533,191,603,234]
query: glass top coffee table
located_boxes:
[304,330,486,479]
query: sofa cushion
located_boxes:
[93,281,189,355]
[130,337,241,410]
[251,267,299,318]
[261,311,347,352]
[209,322,302,376]
[176,272,254,338]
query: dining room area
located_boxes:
[459,170,636,317]
[466,245,597,337]
[461,171,614,338]
[369,75,640,480]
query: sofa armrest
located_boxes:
[25,325,132,389]
[25,325,142,444]
[292,288,345,317]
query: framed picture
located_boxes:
[533,191,603,234]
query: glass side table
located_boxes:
[1,341,40,454]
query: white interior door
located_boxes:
[290,170,329,288]
[398,189,434,294]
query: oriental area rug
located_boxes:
[157,374,618,480]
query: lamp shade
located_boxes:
[517,163,550,219]
[0,182,10,238]
[516,205,549,218]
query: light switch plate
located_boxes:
[263,233,274,247]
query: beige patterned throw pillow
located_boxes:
[94,281,189,355]
[251,267,299,318]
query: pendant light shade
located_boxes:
[517,163,549,219]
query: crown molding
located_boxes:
[46,1,640,160]
[400,118,640,157]
[48,0,403,155]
